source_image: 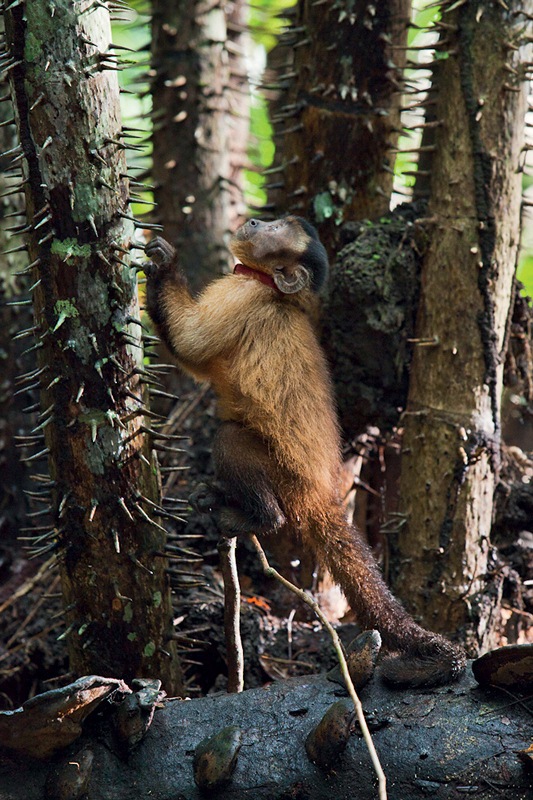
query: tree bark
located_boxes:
[4,0,181,693]
[391,0,531,652]
[0,671,531,799]
[260,0,410,608]
[151,0,249,293]
[266,0,411,256]
[0,29,34,541]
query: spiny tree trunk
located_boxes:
[266,0,411,254]
[4,0,181,693]
[0,38,34,541]
[391,0,531,652]
[259,0,410,610]
[151,0,249,293]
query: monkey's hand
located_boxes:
[144,236,188,357]
[144,236,177,277]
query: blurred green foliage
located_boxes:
[519,171,533,298]
[112,4,153,220]
[246,0,296,207]
[112,0,532,292]
[112,2,295,210]
[393,2,441,196]
[249,0,295,51]
[518,253,533,299]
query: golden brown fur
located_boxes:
[145,218,467,687]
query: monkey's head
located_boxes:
[229,216,328,295]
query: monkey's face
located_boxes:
[230,216,328,294]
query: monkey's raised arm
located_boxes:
[144,237,245,376]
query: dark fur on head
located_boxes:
[291,217,329,293]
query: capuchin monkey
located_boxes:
[144,215,466,688]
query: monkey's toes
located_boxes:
[189,483,223,513]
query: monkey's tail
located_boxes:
[379,635,466,688]
[308,511,467,688]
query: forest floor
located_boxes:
[1,381,532,712]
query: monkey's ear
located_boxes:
[273,265,310,294]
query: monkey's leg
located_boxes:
[308,509,467,688]
[190,422,286,536]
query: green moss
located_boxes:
[25,1,77,78]
[313,186,352,226]
[323,203,426,437]
[123,603,133,623]
[51,238,92,260]
[53,298,79,332]
[72,182,99,224]
[143,641,156,658]
[313,191,334,223]
[54,298,79,318]
[24,32,41,63]
[153,591,162,608]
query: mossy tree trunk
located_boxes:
[266,0,411,255]
[4,0,181,693]
[390,0,531,652]
[151,0,249,293]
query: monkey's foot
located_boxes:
[189,482,224,513]
[210,505,286,537]
[190,483,286,536]
[190,485,242,537]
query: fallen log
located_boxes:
[0,669,531,799]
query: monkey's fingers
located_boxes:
[189,483,226,513]
[145,236,176,268]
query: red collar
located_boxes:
[234,263,282,293]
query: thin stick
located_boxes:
[218,536,244,693]
[250,535,387,800]
[0,555,56,616]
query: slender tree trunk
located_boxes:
[266,0,411,255]
[4,0,181,693]
[0,35,34,541]
[391,0,531,652]
[151,0,249,293]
